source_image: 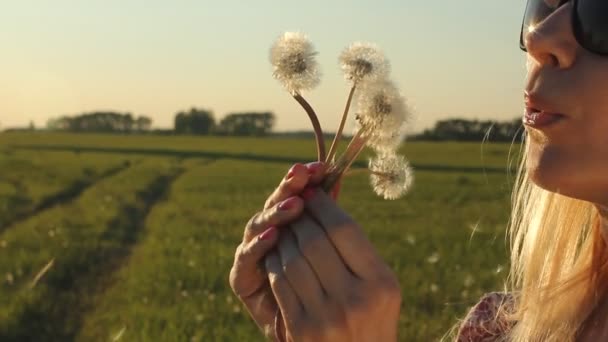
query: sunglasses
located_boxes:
[519,0,608,56]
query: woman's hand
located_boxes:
[266,188,402,342]
[229,162,326,339]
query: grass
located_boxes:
[0,132,521,341]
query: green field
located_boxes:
[0,132,521,341]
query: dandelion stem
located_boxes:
[322,128,369,192]
[293,93,326,162]
[326,84,356,163]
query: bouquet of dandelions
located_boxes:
[270,32,414,200]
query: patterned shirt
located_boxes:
[456,292,517,342]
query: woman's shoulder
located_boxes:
[456,291,517,342]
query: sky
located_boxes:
[0,0,528,133]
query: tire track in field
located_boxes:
[0,161,133,234]
[0,161,218,342]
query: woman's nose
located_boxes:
[523,2,578,69]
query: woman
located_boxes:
[230,0,608,340]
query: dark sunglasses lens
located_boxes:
[575,0,608,55]
[520,0,563,51]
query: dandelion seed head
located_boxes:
[270,32,320,94]
[368,153,414,200]
[339,42,389,84]
[464,274,475,288]
[427,252,440,264]
[355,80,411,152]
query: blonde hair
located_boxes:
[503,137,608,341]
[444,135,608,341]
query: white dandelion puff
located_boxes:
[355,79,410,153]
[339,42,389,84]
[368,153,414,200]
[270,32,321,94]
[426,252,440,264]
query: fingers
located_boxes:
[302,188,381,278]
[276,230,326,313]
[244,196,304,243]
[230,226,280,300]
[264,162,327,211]
[265,251,304,329]
[290,213,357,297]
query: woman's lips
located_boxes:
[523,107,565,128]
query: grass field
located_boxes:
[0,132,521,341]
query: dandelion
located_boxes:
[430,283,439,293]
[368,153,414,200]
[464,274,475,288]
[426,252,440,264]
[326,43,390,163]
[270,32,320,94]
[270,31,326,161]
[339,42,389,84]
[267,32,415,199]
[356,79,410,153]
[6,272,14,285]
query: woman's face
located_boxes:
[523,1,608,205]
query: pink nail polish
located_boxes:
[305,162,324,175]
[278,197,298,211]
[259,226,277,241]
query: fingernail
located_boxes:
[305,162,324,175]
[278,197,298,211]
[301,187,317,200]
[259,226,277,241]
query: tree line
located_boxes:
[41,110,522,142]
[410,118,524,142]
[45,108,276,136]
[47,112,152,133]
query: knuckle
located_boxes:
[234,242,244,259]
[268,269,286,287]
[246,212,262,231]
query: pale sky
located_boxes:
[0,1,528,133]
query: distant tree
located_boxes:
[28,120,35,131]
[174,108,215,135]
[46,111,152,133]
[218,112,275,136]
[135,116,153,132]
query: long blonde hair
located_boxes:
[504,136,608,341]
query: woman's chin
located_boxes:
[525,141,570,194]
